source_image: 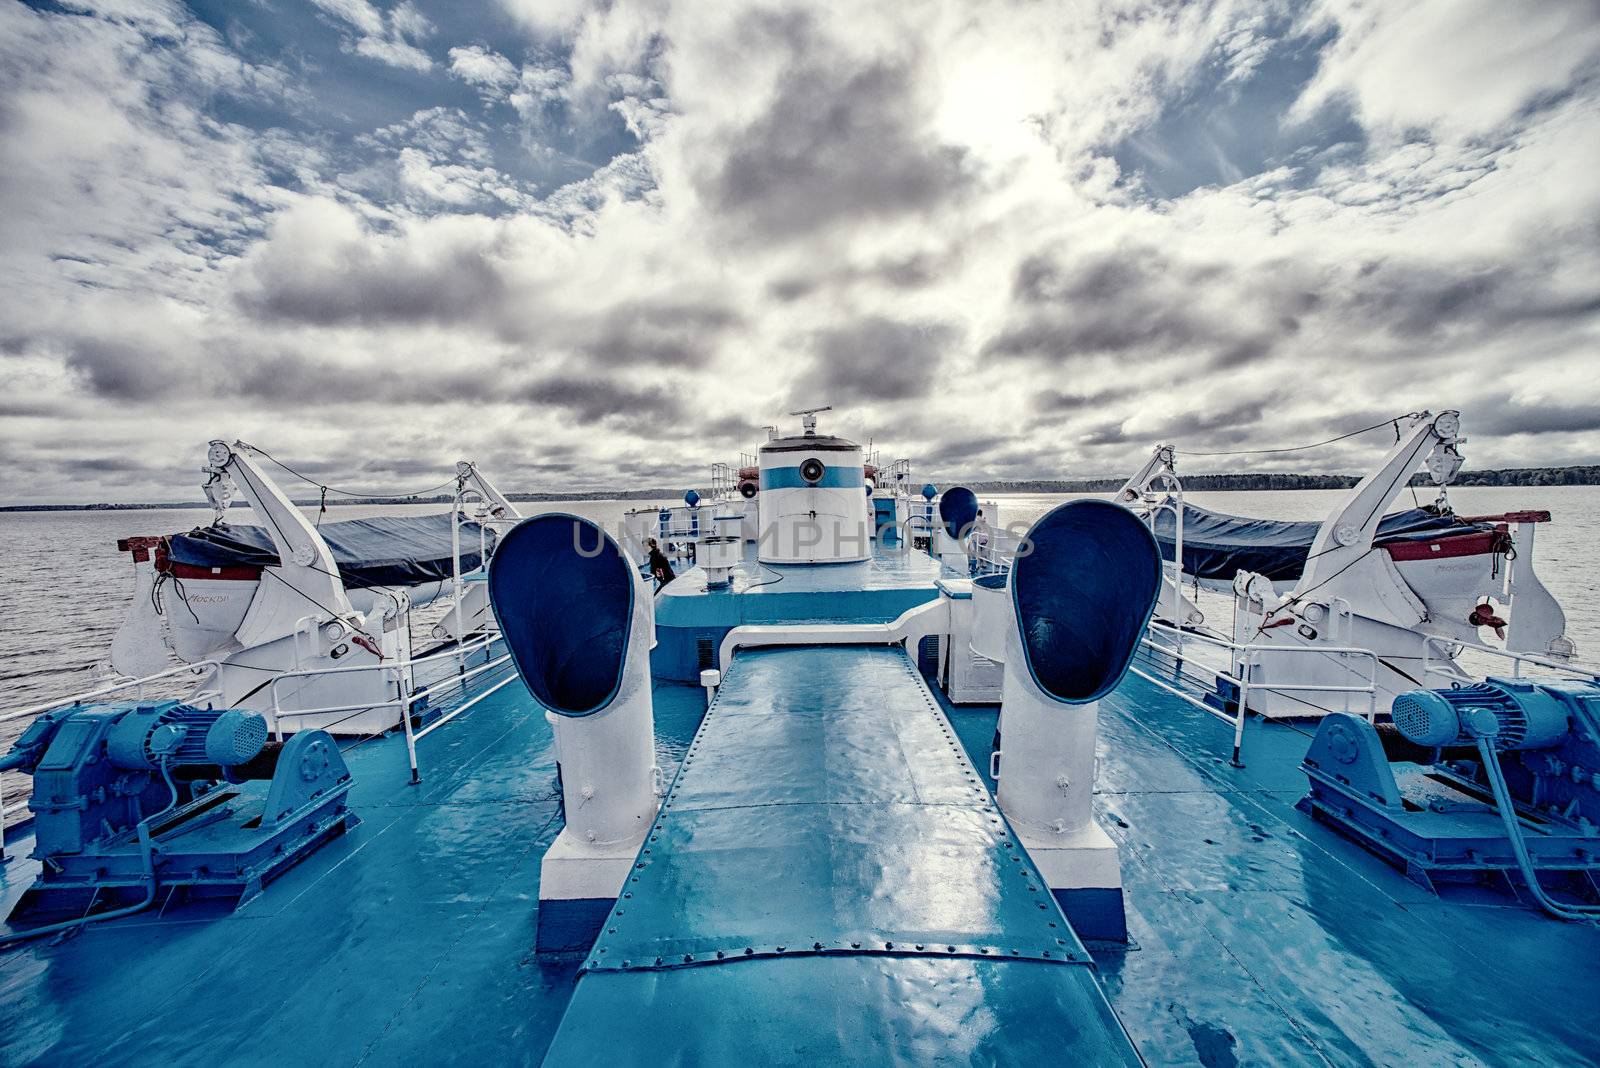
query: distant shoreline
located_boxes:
[0,488,684,513]
[4,466,1596,512]
[969,466,1600,495]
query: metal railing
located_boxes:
[710,462,735,502]
[1,622,519,854]
[1420,635,1600,689]
[262,507,516,784]
[0,500,513,854]
[265,630,516,783]
[968,528,1017,575]
[1124,480,1377,766]
[0,659,225,727]
[623,503,703,545]
[877,458,912,492]
[902,490,1376,768]
[1133,620,1379,767]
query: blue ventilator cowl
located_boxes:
[684,489,700,507]
[488,514,636,717]
[1011,499,1162,703]
[938,485,979,539]
[921,483,937,500]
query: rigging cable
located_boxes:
[1176,413,1420,458]
[245,444,461,501]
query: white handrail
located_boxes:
[718,599,952,675]
[266,650,510,724]
[264,631,514,782]
[0,660,225,724]
[968,528,1017,575]
[1136,620,1379,767]
[1420,635,1600,687]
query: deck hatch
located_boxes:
[546,645,1137,1065]
[582,646,1091,969]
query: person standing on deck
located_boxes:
[968,508,991,573]
[646,537,676,594]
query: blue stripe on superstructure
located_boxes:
[543,645,1139,1065]
[759,465,864,489]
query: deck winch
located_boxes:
[1300,676,1600,917]
[1,699,357,926]
[1390,680,1571,750]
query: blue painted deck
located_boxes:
[0,660,703,1067]
[545,646,1137,1065]
[953,668,1600,1066]
[2,635,1598,1064]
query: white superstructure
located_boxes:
[756,407,871,565]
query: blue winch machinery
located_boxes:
[0,700,356,930]
[1300,675,1600,918]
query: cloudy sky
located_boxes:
[2,0,1598,504]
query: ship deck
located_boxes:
[3,642,1599,1065]
[545,645,1137,1064]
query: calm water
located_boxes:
[0,487,1595,717]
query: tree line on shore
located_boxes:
[8,466,1598,511]
[963,466,1600,494]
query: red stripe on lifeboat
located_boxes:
[164,561,265,581]
[1383,526,1511,562]
[119,534,263,581]
[1458,510,1551,524]
[116,535,166,563]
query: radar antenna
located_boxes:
[788,405,832,436]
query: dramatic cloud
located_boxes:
[310,0,435,71]
[791,317,959,405]
[2,0,1599,504]
[448,44,518,97]
[233,201,514,327]
[1293,0,1600,139]
[685,11,976,241]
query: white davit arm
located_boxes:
[1115,444,1176,503]
[454,461,521,520]
[1294,411,1462,596]
[205,440,357,629]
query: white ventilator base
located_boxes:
[535,567,660,951]
[535,828,647,952]
[995,621,1128,940]
[938,579,1003,704]
[1014,821,1124,895]
[1014,808,1128,942]
[538,829,640,903]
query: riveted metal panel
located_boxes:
[547,646,1138,1065]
